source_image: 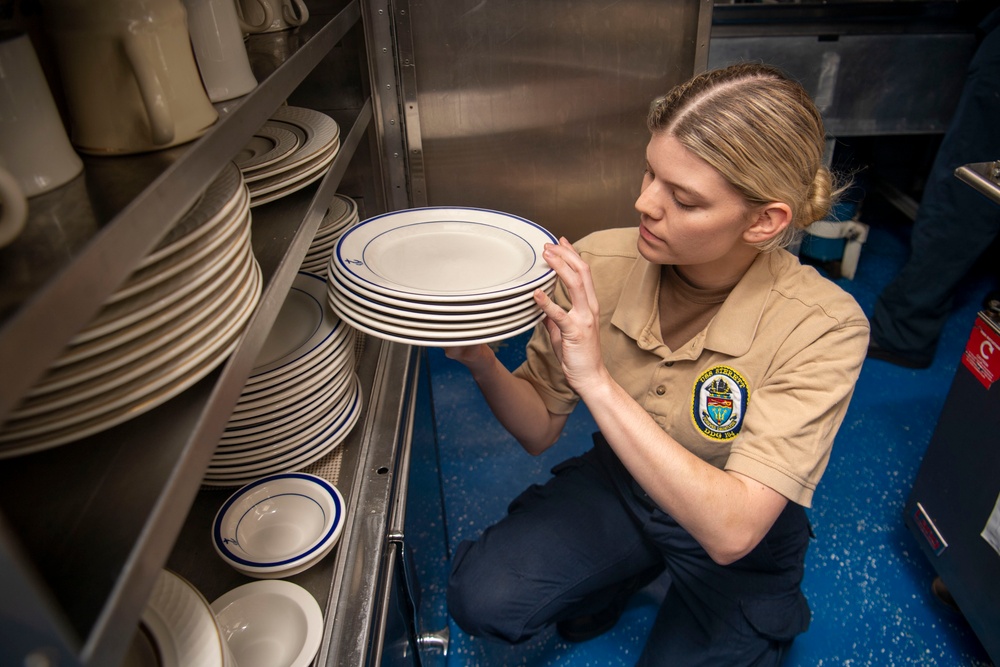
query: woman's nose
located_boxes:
[635,183,663,219]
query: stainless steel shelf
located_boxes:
[0,0,361,423]
[0,3,380,665]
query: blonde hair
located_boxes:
[648,63,844,251]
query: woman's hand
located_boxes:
[443,343,496,375]
[534,238,610,397]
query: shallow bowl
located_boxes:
[211,580,323,667]
[212,472,344,576]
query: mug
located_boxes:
[183,0,258,102]
[234,0,274,34]
[0,166,28,248]
[42,0,218,154]
[0,32,83,197]
[237,0,309,34]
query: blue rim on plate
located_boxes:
[333,206,557,301]
[212,472,344,568]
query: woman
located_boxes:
[445,63,870,665]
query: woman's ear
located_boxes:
[744,202,792,244]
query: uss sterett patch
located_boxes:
[691,366,749,440]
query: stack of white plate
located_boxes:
[326,207,557,346]
[0,163,261,458]
[299,194,358,273]
[235,106,341,208]
[123,569,235,667]
[203,272,362,487]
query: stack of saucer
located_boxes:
[300,194,358,273]
[204,272,362,487]
[0,163,261,457]
[326,207,557,346]
[235,106,341,207]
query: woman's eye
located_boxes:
[672,195,695,211]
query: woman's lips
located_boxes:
[638,223,661,245]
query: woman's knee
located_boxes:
[447,539,536,643]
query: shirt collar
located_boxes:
[610,251,778,357]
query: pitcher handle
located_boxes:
[122,30,175,146]
[238,0,274,33]
[283,0,308,26]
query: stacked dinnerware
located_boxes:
[326,207,557,346]
[124,569,236,667]
[300,194,358,273]
[234,105,341,207]
[204,272,361,487]
[0,163,261,457]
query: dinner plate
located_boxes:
[28,250,259,397]
[0,259,261,448]
[331,275,544,324]
[221,368,353,435]
[109,189,250,304]
[267,107,341,170]
[248,145,340,208]
[56,231,253,366]
[71,222,251,344]
[214,380,358,458]
[243,107,340,182]
[139,570,229,667]
[236,125,300,173]
[204,378,361,483]
[247,273,342,380]
[332,207,556,302]
[229,341,354,414]
[140,163,245,268]
[327,267,554,318]
[328,287,544,340]
[247,138,339,198]
[329,285,542,333]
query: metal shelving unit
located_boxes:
[0,2,410,664]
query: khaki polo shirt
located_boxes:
[513,227,870,507]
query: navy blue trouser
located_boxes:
[448,433,812,666]
[872,14,1000,358]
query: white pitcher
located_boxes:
[0,32,83,196]
[183,0,259,102]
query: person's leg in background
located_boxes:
[870,12,1000,368]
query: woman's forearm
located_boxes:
[449,345,567,455]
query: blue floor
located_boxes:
[404,207,996,665]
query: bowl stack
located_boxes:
[299,194,359,273]
[235,106,341,208]
[212,472,346,578]
[0,163,261,458]
[326,207,557,346]
[203,272,361,487]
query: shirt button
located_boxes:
[664,361,674,367]
[655,385,666,395]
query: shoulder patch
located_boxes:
[691,365,749,440]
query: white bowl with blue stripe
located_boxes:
[212,472,345,578]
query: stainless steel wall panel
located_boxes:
[708,32,977,137]
[404,0,710,240]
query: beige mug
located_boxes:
[0,32,83,197]
[234,0,274,34]
[0,166,28,248]
[42,0,218,154]
[237,0,308,34]
[183,0,258,102]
